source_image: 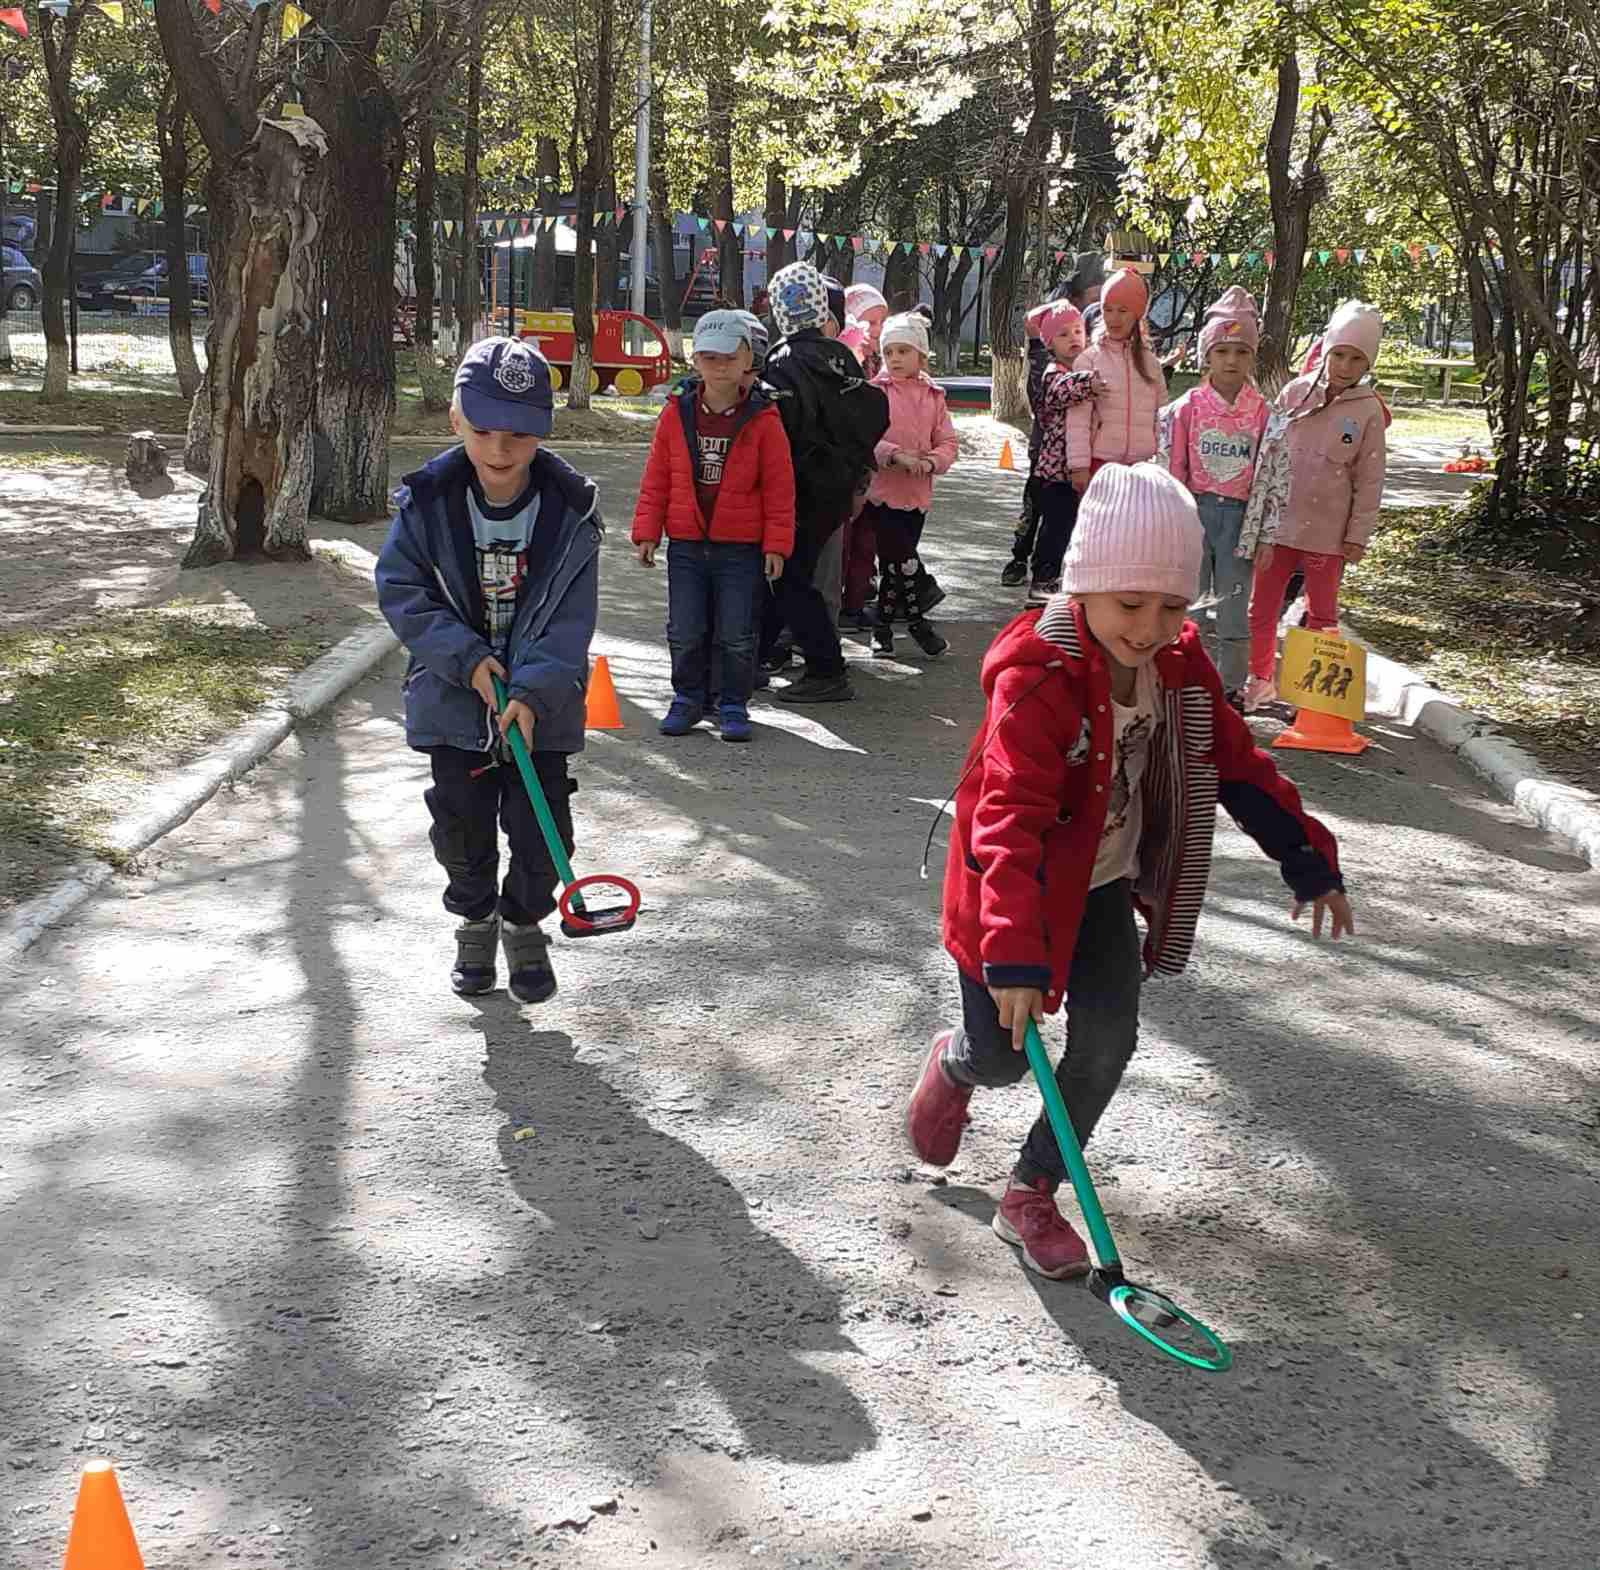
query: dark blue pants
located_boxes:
[943,879,1142,1188]
[1030,480,1081,583]
[667,539,764,708]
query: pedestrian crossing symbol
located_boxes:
[1278,628,1367,722]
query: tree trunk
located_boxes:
[596,173,622,311]
[570,0,616,409]
[707,67,742,304]
[156,82,203,401]
[532,137,560,309]
[185,164,230,476]
[457,41,483,342]
[310,60,400,522]
[650,126,683,356]
[1258,43,1326,391]
[764,163,792,278]
[412,0,450,412]
[183,117,328,567]
[881,190,921,310]
[38,5,88,402]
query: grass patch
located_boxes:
[1344,506,1600,791]
[0,605,325,905]
[0,446,102,469]
[1385,405,1491,444]
[0,386,193,432]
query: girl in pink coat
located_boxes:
[1242,301,1388,712]
[862,312,959,659]
[1066,267,1167,490]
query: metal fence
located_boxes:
[0,306,208,379]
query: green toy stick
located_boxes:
[1022,1018,1232,1373]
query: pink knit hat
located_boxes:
[1198,284,1260,359]
[844,283,888,318]
[1024,301,1054,340]
[1061,462,1203,602]
[1037,301,1084,351]
[1100,267,1149,316]
[1324,300,1382,365]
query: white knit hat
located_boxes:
[845,283,888,317]
[1061,463,1203,602]
[879,311,929,356]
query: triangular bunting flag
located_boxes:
[983,245,997,260]
[283,4,308,40]
[1264,250,1275,267]
[100,191,115,210]
[443,219,455,237]
[1190,251,1205,267]
[1391,244,1405,260]
[94,1,124,19]
[712,218,726,234]
[204,0,220,11]
[782,228,795,241]
[1209,252,1222,265]
[1228,252,1240,267]
[149,198,162,218]
[918,243,931,256]
[696,216,709,232]
[746,223,760,239]
[1334,247,1350,264]
[614,205,626,224]
[1318,249,1331,264]
[851,236,863,252]
[1426,243,1440,259]
[1,4,27,31]
[932,243,946,259]
[1408,244,1423,261]
[593,210,606,226]
[765,226,777,239]
[969,246,983,261]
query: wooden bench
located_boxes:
[1377,378,1425,403]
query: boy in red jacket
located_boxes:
[904,463,1356,1279]
[632,311,795,743]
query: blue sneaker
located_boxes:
[718,703,753,743]
[659,699,704,737]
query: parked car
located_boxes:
[114,253,209,307]
[2,244,41,311]
[76,252,163,312]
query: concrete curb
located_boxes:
[0,618,399,968]
[1361,643,1600,869]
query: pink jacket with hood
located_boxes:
[868,371,959,512]
[1065,333,1167,467]
[1264,374,1388,554]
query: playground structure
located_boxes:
[512,307,674,395]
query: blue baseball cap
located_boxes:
[454,337,555,437]
[692,310,754,356]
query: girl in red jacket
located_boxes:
[631,311,795,743]
[904,463,1355,1280]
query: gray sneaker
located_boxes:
[452,914,499,996]
[502,919,557,1005]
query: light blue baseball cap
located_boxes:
[693,310,754,356]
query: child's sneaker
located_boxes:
[718,702,753,743]
[659,699,704,736]
[838,607,876,633]
[502,920,557,1005]
[908,619,949,658]
[872,624,896,658]
[1242,675,1278,713]
[451,914,499,996]
[776,672,854,704]
[904,1029,972,1166]
[992,1177,1091,1279]
[1000,558,1029,587]
[910,566,946,616]
[1026,576,1060,607]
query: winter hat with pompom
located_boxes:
[1061,462,1203,603]
[1323,299,1383,366]
[879,311,929,357]
[1198,285,1260,359]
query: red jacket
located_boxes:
[630,387,796,556]
[942,598,1343,1012]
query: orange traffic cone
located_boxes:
[997,439,1016,471]
[584,655,623,730]
[63,1461,145,1570]
[1272,706,1370,755]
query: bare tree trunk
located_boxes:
[764,163,792,278]
[38,5,88,402]
[707,67,742,305]
[532,137,560,309]
[881,190,921,309]
[156,81,203,401]
[650,121,684,356]
[310,59,399,522]
[1259,38,1328,391]
[412,0,451,412]
[457,39,483,342]
[184,118,328,567]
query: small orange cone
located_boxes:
[584,655,623,730]
[997,439,1016,471]
[63,1460,145,1570]
[1272,706,1370,755]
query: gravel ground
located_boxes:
[3,448,1598,1569]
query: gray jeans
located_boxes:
[812,523,846,626]
[1195,492,1252,693]
[943,879,1142,1188]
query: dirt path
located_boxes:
[3,451,1598,1569]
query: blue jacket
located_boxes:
[375,445,602,755]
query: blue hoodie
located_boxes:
[375,445,602,755]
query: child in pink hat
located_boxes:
[1158,285,1270,704]
[1065,268,1167,493]
[1241,300,1388,711]
[904,463,1355,1279]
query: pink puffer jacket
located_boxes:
[868,371,959,511]
[1065,334,1167,467]
[1274,376,1388,553]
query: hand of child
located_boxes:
[1255,545,1275,570]
[635,540,658,567]
[469,654,508,710]
[989,986,1045,1052]
[1070,469,1091,495]
[891,450,917,472]
[1292,892,1356,940]
[1342,541,1367,565]
[764,552,785,581]
[498,698,535,752]
[919,456,936,476]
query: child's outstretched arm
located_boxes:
[1210,677,1354,936]
[375,504,493,689]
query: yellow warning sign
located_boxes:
[1278,627,1366,722]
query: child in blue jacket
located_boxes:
[375,337,602,1004]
